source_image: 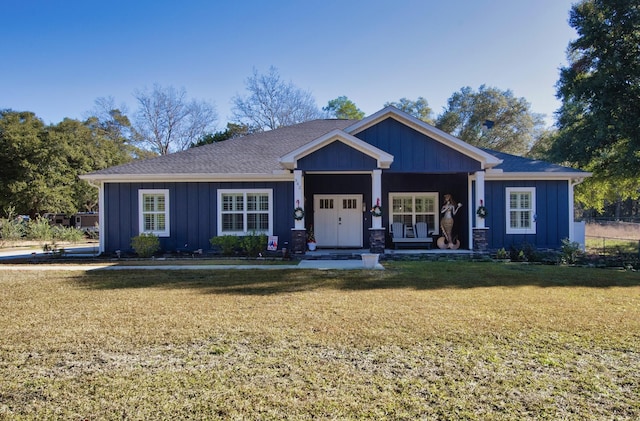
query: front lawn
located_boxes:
[1,262,638,419]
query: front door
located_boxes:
[313,195,363,248]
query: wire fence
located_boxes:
[585,235,640,257]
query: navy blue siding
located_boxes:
[103,181,293,254]
[482,180,569,250]
[298,140,378,171]
[356,117,482,173]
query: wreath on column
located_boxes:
[293,207,305,220]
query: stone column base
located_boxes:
[473,227,489,252]
[291,228,307,254]
[369,228,386,254]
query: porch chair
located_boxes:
[414,222,429,239]
[391,222,405,240]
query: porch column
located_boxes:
[293,170,305,229]
[291,170,306,254]
[371,169,382,229]
[473,170,489,253]
[369,169,385,253]
[475,170,486,229]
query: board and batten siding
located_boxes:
[103,181,293,254]
[297,141,378,171]
[482,179,570,249]
[355,117,482,173]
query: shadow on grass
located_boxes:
[70,261,640,295]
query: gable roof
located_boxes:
[80,106,590,183]
[346,106,503,170]
[279,129,394,170]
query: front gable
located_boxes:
[354,117,483,173]
[279,129,393,171]
[346,106,502,173]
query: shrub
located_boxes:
[131,233,160,258]
[52,226,86,243]
[210,235,240,256]
[0,217,25,242]
[241,232,267,257]
[26,216,52,241]
[561,238,583,265]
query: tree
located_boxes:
[190,123,251,148]
[134,84,218,155]
[436,85,545,155]
[232,66,322,131]
[384,97,433,124]
[551,0,640,209]
[0,110,141,216]
[323,96,365,120]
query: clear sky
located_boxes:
[1,0,577,128]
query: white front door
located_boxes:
[313,195,363,248]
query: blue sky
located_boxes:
[2,0,577,128]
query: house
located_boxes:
[80,107,591,255]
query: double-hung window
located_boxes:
[138,189,170,237]
[506,187,536,234]
[218,189,272,235]
[389,193,438,235]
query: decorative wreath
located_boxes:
[370,205,383,217]
[476,206,488,219]
[293,207,305,220]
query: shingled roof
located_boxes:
[486,149,588,175]
[84,119,355,178]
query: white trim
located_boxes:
[80,172,294,183]
[98,181,105,254]
[505,187,536,235]
[344,106,502,170]
[279,129,394,170]
[217,189,273,236]
[138,189,170,237]
[484,172,592,181]
[388,192,440,235]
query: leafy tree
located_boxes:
[0,110,140,216]
[436,85,545,155]
[134,84,218,155]
[323,96,365,120]
[232,66,322,131]
[551,0,640,209]
[190,122,251,148]
[384,97,433,124]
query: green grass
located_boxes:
[1,262,639,419]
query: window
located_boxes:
[218,189,272,235]
[139,189,170,237]
[389,193,438,235]
[506,187,536,234]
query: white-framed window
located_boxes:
[138,189,170,237]
[389,192,439,235]
[506,187,536,234]
[217,189,273,236]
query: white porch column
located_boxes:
[294,170,305,229]
[371,169,382,229]
[475,170,486,228]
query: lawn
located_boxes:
[1,262,639,420]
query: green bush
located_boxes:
[241,232,268,257]
[0,218,26,241]
[131,233,160,258]
[52,225,86,243]
[210,235,240,256]
[26,216,52,241]
[561,238,583,265]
